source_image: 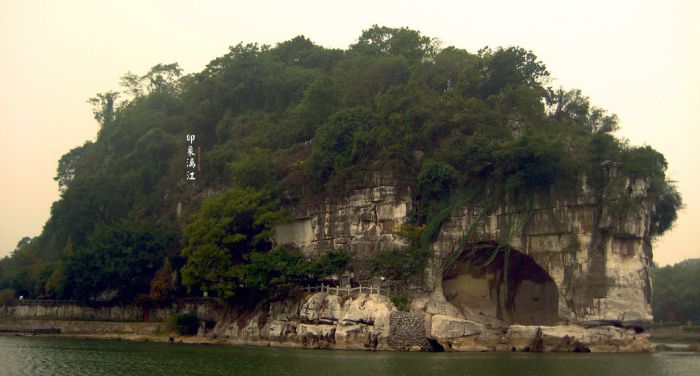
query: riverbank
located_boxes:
[1,316,665,353]
[0,293,663,353]
[651,326,700,343]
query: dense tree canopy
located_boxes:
[652,260,700,323]
[180,187,286,300]
[0,25,681,304]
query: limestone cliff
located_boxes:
[262,165,656,351]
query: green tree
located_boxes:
[87,91,119,126]
[478,46,549,97]
[306,107,377,186]
[62,220,177,301]
[181,187,286,300]
[313,249,352,280]
[244,247,311,299]
[652,260,700,323]
[54,142,91,193]
[351,25,437,62]
[370,246,431,286]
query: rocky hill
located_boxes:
[0,27,681,351]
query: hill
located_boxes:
[0,26,681,305]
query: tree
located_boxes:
[143,63,183,95]
[87,91,119,126]
[652,260,700,323]
[370,246,431,286]
[351,25,437,62]
[227,148,278,190]
[546,87,619,133]
[120,71,144,99]
[54,142,91,193]
[149,258,176,300]
[244,247,311,299]
[181,187,287,300]
[313,249,352,280]
[650,181,683,237]
[479,46,549,97]
[306,107,377,186]
[418,160,457,200]
[62,220,177,301]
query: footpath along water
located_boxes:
[0,335,699,376]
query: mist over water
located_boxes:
[1,335,698,376]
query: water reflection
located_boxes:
[0,335,698,376]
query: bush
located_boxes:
[174,311,200,335]
[0,288,14,305]
[650,181,683,238]
[370,246,431,285]
[244,247,312,297]
[390,293,410,311]
[164,315,177,333]
[418,160,457,202]
[313,249,352,280]
[244,247,354,300]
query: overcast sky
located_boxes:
[1,0,698,265]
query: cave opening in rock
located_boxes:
[442,243,559,325]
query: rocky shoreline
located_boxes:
[205,292,653,352]
[1,291,655,352]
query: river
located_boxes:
[1,335,698,376]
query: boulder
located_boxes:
[410,294,464,319]
[430,315,481,339]
[537,325,651,352]
[506,325,540,351]
[299,292,346,323]
[335,323,374,349]
[340,293,395,336]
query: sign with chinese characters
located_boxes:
[186,134,200,181]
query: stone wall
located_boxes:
[1,300,220,322]
[0,318,162,335]
[388,311,430,350]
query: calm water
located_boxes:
[1,335,699,376]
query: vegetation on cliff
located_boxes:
[0,26,681,304]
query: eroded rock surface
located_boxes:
[273,170,655,329]
[250,170,657,352]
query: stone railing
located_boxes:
[302,283,406,296]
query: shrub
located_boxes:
[390,293,410,311]
[0,288,14,305]
[370,246,431,285]
[417,160,457,200]
[650,181,683,238]
[174,311,200,335]
[313,249,352,280]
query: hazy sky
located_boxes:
[1,0,698,265]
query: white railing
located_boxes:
[302,283,388,296]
